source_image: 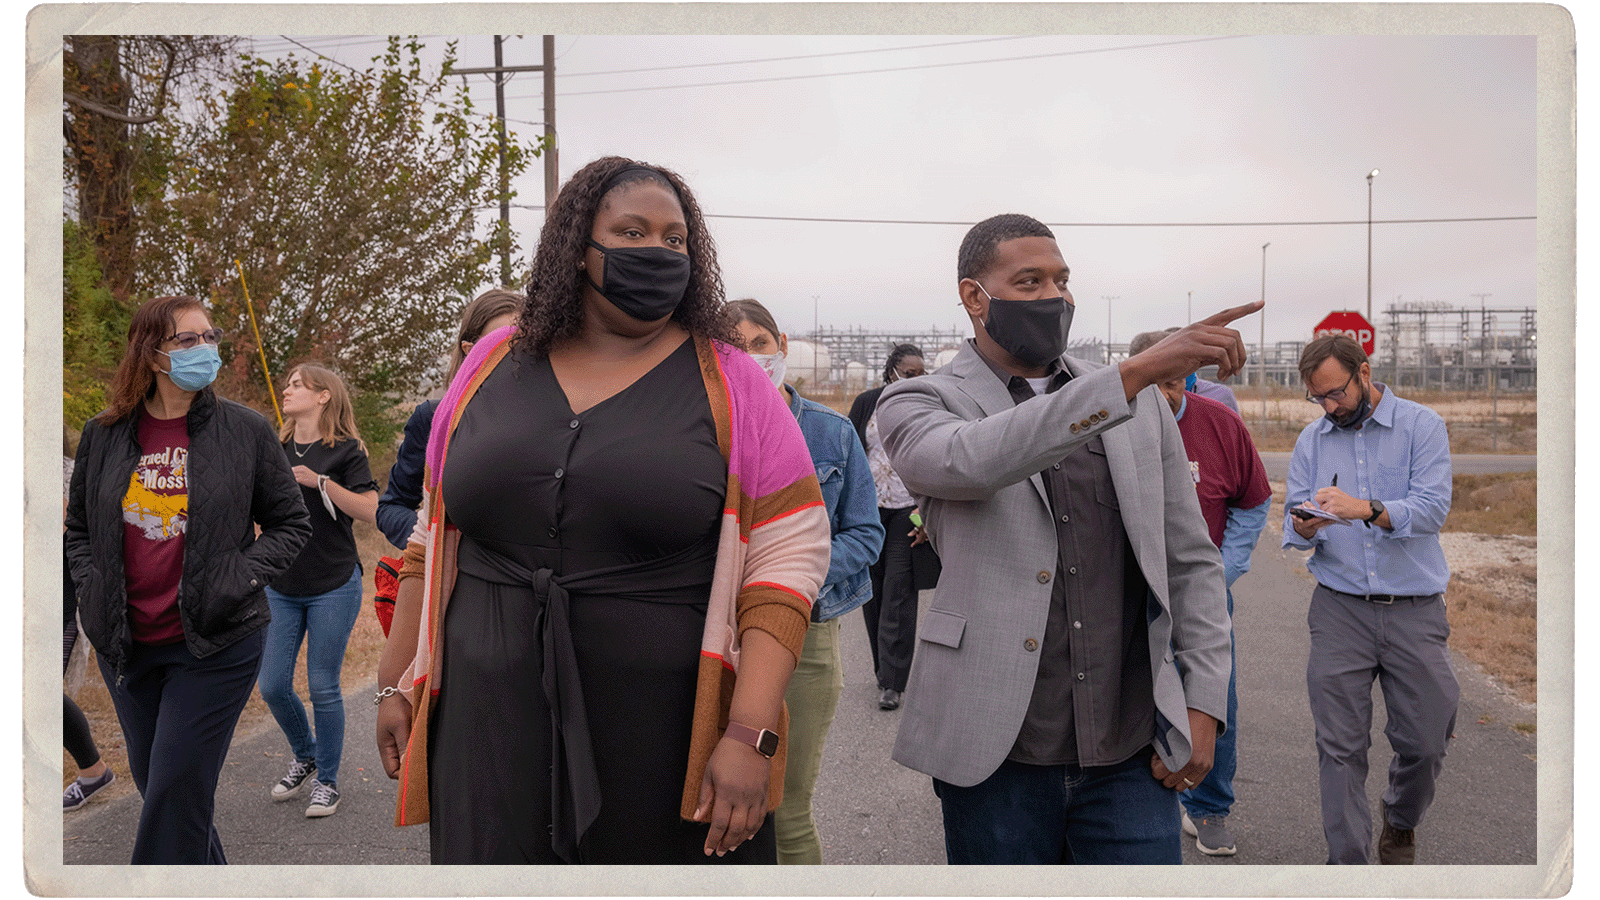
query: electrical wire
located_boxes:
[509,36,1249,100]
[495,204,1532,228]
[559,36,1040,77]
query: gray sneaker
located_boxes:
[271,758,317,801]
[63,769,115,811]
[305,780,340,818]
[1183,809,1237,856]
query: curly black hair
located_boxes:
[882,342,925,384]
[956,213,1056,282]
[517,156,740,354]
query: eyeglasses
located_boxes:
[1305,372,1355,405]
[164,328,224,350]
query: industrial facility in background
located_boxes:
[792,301,1536,395]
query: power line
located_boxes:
[520,36,1248,99]
[558,36,1040,77]
[496,204,1533,228]
[267,36,364,74]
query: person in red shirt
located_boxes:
[66,295,310,863]
[1131,329,1272,858]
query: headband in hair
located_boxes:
[598,164,676,199]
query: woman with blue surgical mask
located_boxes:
[65,295,311,863]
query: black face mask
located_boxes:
[586,239,692,322]
[1326,381,1373,429]
[977,285,1073,368]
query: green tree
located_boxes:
[137,37,541,442]
[64,35,241,303]
[62,219,130,434]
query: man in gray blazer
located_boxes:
[876,213,1262,864]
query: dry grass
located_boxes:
[1447,471,1537,536]
[1444,569,1537,706]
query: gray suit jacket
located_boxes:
[876,343,1230,787]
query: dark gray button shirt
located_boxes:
[973,344,1155,767]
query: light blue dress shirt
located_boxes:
[1281,382,1452,596]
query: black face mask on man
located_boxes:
[1326,381,1373,430]
[586,239,692,322]
[974,282,1073,368]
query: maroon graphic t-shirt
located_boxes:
[121,412,190,645]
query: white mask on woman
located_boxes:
[750,352,787,390]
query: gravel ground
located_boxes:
[1439,531,1538,605]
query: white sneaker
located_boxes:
[305,780,340,818]
[271,758,317,801]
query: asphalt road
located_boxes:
[54,521,1540,886]
[1258,451,1535,484]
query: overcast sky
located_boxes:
[245,32,1537,349]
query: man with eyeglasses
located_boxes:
[1283,333,1456,865]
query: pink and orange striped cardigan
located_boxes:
[390,326,831,826]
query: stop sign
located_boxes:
[1313,311,1375,356]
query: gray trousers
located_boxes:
[1306,584,1459,864]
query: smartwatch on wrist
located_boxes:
[1364,498,1385,524]
[723,721,779,759]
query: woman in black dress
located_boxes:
[375,157,830,864]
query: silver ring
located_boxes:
[1181,778,1194,787]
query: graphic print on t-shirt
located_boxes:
[123,445,188,540]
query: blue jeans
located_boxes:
[933,751,1182,864]
[1182,588,1237,819]
[259,566,363,786]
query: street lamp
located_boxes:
[1101,296,1120,364]
[1366,168,1379,328]
[1259,242,1269,433]
[1187,290,1193,324]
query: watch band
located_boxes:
[723,721,779,759]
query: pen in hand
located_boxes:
[1331,473,1337,488]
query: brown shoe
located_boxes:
[1377,801,1416,864]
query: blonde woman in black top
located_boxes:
[258,364,378,818]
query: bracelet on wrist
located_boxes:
[374,686,402,706]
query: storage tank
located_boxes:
[786,340,832,387]
[843,361,872,391]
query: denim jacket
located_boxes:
[787,385,884,621]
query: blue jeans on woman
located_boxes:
[259,565,363,786]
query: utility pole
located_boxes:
[1470,292,1493,381]
[449,35,560,285]
[1187,290,1192,324]
[1471,292,1497,448]
[1260,242,1270,436]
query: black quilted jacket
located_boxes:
[65,388,311,677]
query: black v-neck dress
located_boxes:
[427,340,773,864]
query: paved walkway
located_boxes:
[54,519,1540,886]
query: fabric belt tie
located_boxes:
[512,535,719,864]
[1318,583,1438,605]
[533,567,599,865]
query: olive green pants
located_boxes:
[775,617,844,865]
